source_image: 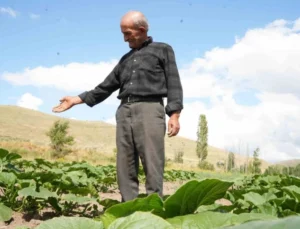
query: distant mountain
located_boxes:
[276,159,300,167]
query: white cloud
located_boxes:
[1,60,120,105]
[179,92,300,162]
[29,13,40,20]
[0,7,17,17]
[293,18,300,31]
[17,93,43,110]
[104,117,116,125]
[177,17,300,162]
[2,60,118,92]
[187,18,300,96]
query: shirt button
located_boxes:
[130,82,133,85]
[134,59,136,62]
[133,70,135,73]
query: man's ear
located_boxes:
[139,27,147,33]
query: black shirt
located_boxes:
[78,37,183,116]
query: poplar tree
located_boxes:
[252,147,262,174]
[196,114,208,161]
[227,152,235,171]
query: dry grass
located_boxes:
[0,105,270,170]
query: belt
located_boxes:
[121,95,163,104]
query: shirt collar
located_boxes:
[136,36,153,50]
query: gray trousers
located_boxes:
[115,101,166,202]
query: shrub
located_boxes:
[198,160,215,171]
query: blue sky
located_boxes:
[1,0,300,161]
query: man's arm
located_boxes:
[163,45,183,137]
[78,65,120,107]
[52,96,83,113]
[52,65,120,113]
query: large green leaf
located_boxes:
[251,203,278,216]
[243,192,278,206]
[5,152,22,162]
[226,215,300,229]
[101,193,164,228]
[0,203,13,222]
[243,192,266,206]
[163,179,233,218]
[0,148,9,160]
[259,176,281,185]
[167,211,276,229]
[0,172,17,186]
[35,216,104,229]
[281,176,300,187]
[18,187,58,199]
[283,186,300,202]
[108,212,173,229]
[281,198,300,213]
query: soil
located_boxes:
[0,181,230,229]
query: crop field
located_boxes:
[1,147,300,228]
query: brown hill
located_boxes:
[0,105,269,170]
[276,159,300,167]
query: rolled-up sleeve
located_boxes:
[78,65,120,107]
[163,45,183,116]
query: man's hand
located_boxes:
[52,96,83,113]
[167,111,180,137]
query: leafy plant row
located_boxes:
[2,147,300,228]
[0,148,196,221]
[13,176,300,228]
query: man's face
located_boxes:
[121,21,145,49]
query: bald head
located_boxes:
[121,11,149,32]
[120,11,149,49]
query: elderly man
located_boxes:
[52,11,183,202]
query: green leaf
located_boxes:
[0,203,13,222]
[101,193,163,228]
[48,197,62,213]
[243,192,266,206]
[99,198,120,209]
[281,176,300,187]
[254,203,278,216]
[282,186,300,202]
[281,209,299,217]
[196,203,221,213]
[34,158,53,169]
[226,215,300,229]
[108,212,173,229]
[0,172,17,186]
[35,216,104,229]
[259,175,281,185]
[61,194,97,204]
[5,153,22,162]
[167,211,276,229]
[281,198,300,213]
[0,148,9,160]
[18,187,58,199]
[163,179,233,218]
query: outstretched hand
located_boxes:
[52,96,83,113]
[167,111,180,137]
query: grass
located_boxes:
[0,105,270,171]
